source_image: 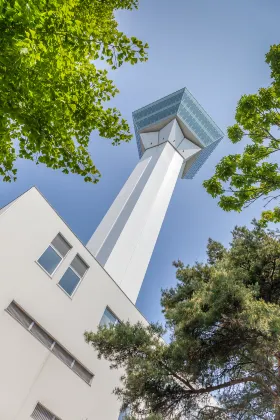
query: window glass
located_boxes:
[31,403,60,420]
[52,342,74,367]
[38,245,62,275]
[51,234,71,257]
[7,301,93,386]
[58,254,88,297]
[100,307,118,327]
[58,267,80,296]
[118,409,129,420]
[72,361,93,384]
[71,255,88,277]
[6,301,33,329]
[37,234,71,276]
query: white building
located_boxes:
[0,88,223,420]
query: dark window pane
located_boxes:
[31,403,58,420]
[72,361,93,384]
[7,301,93,389]
[52,343,74,367]
[38,246,62,275]
[31,323,54,349]
[51,234,71,257]
[99,307,118,327]
[71,255,88,277]
[59,267,80,296]
[6,301,33,329]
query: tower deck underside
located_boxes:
[133,87,224,179]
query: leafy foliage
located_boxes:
[204,44,280,225]
[0,0,148,182]
[85,221,280,419]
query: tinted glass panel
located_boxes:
[6,301,32,329]
[31,323,54,349]
[71,255,88,277]
[31,403,59,420]
[99,307,118,327]
[72,361,93,384]
[51,234,71,257]
[7,301,93,387]
[52,343,74,367]
[38,246,62,275]
[59,267,80,296]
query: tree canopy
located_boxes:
[204,44,280,225]
[0,0,148,182]
[86,221,280,419]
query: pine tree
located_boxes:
[86,221,280,419]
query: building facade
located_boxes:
[0,88,223,420]
[0,187,148,419]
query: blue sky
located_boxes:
[1,0,280,323]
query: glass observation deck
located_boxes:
[132,87,224,179]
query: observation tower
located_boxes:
[87,88,224,303]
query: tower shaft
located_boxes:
[87,141,183,303]
[87,88,224,303]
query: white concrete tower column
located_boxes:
[87,88,224,303]
[87,119,200,303]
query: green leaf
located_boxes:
[204,45,280,222]
[0,0,148,183]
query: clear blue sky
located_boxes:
[1,0,280,323]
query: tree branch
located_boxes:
[188,376,277,398]
[156,359,196,392]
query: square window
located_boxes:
[37,234,72,276]
[99,307,118,327]
[51,233,71,257]
[58,267,80,296]
[71,255,88,277]
[58,254,88,297]
[38,245,62,275]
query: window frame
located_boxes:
[57,253,89,298]
[31,402,60,420]
[99,306,120,327]
[6,301,94,385]
[36,233,72,278]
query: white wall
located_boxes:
[0,187,148,420]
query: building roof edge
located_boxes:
[2,186,151,326]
